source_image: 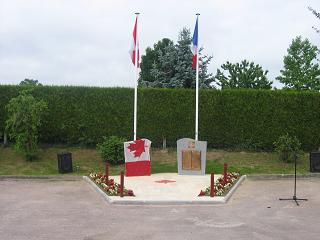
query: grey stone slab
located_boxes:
[177,138,207,175]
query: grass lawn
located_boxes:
[0,145,311,176]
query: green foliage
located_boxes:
[1,85,320,151]
[5,90,47,160]
[19,79,42,86]
[308,6,320,33]
[214,60,272,89]
[139,28,214,88]
[276,36,320,90]
[140,38,174,84]
[97,136,126,165]
[274,134,301,162]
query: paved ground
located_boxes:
[1,177,320,240]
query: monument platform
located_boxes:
[84,173,246,205]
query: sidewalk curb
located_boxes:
[83,175,246,205]
[224,175,247,203]
[0,175,82,181]
[247,173,320,180]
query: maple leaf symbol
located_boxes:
[127,139,145,157]
[155,180,176,184]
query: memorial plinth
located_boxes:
[177,138,207,175]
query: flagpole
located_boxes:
[195,13,200,141]
[134,12,139,141]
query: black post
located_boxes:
[279,154,308,206]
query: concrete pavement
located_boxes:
[0,178,320,240]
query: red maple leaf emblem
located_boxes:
[155,180,176,184]
[127,139,145,157]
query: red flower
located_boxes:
[198,190,206,196]
[108,179,114,186]
[128,190,134,196]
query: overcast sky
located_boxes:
[0,0,319,88]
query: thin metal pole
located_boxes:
[210,172,215,197]
[133,13,139,141]
[120,171,124,197]
[195,13,200,141]
[294,154,297,197]
[105,161,109,183]
[224,163,228,185]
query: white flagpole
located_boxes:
[195,13,200,141]
[134,12,139,141]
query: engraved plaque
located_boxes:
[191,150,201,170]
[182,150,192,170]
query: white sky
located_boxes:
[0,0,319,88]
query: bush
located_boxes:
[97,136,126,165]
[274,133,301,162]
[5,90,47,161]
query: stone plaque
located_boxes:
[177,138,207,175]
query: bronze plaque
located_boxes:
[182,150,192,170]
[191,150,201,170]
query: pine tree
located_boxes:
[139,28,214,88]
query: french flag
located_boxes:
[129,15,140,67]
[124,139,151,177]
[191,16,199,70]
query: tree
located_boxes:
[19,79,42,86]
[139,38,174,84]
[276,36,320,90]
[214,60,272,89]
[139,28,214,88]
[308,6,320,34]
[5,91,47,160]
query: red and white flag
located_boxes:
[124,139,151,177]
[129,15,140,67]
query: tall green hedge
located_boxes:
[1,85,320,150]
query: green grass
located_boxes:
[0,146,311,176]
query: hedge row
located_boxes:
[1,85,320,150]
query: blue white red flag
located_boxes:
[191,16,199,69]
[129,16,140,67]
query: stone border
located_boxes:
[0,175,82,181]
[247,173,320,180]
[83,175,246,205]
[224,175,247,202]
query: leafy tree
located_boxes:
[19,79,42,86]
[276,36,320,90]
[5,91,47,160]
[139,28,214,88]
[308,6,320,34]
[214,60,272,89]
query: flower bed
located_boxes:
[89,173,135,197]
[198,172,241,197]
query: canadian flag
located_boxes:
[124,139,151,177]
[129,15,140,67]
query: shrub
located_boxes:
[274,133,301,162]
[5,90,47,161]
[97,136,126,165]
